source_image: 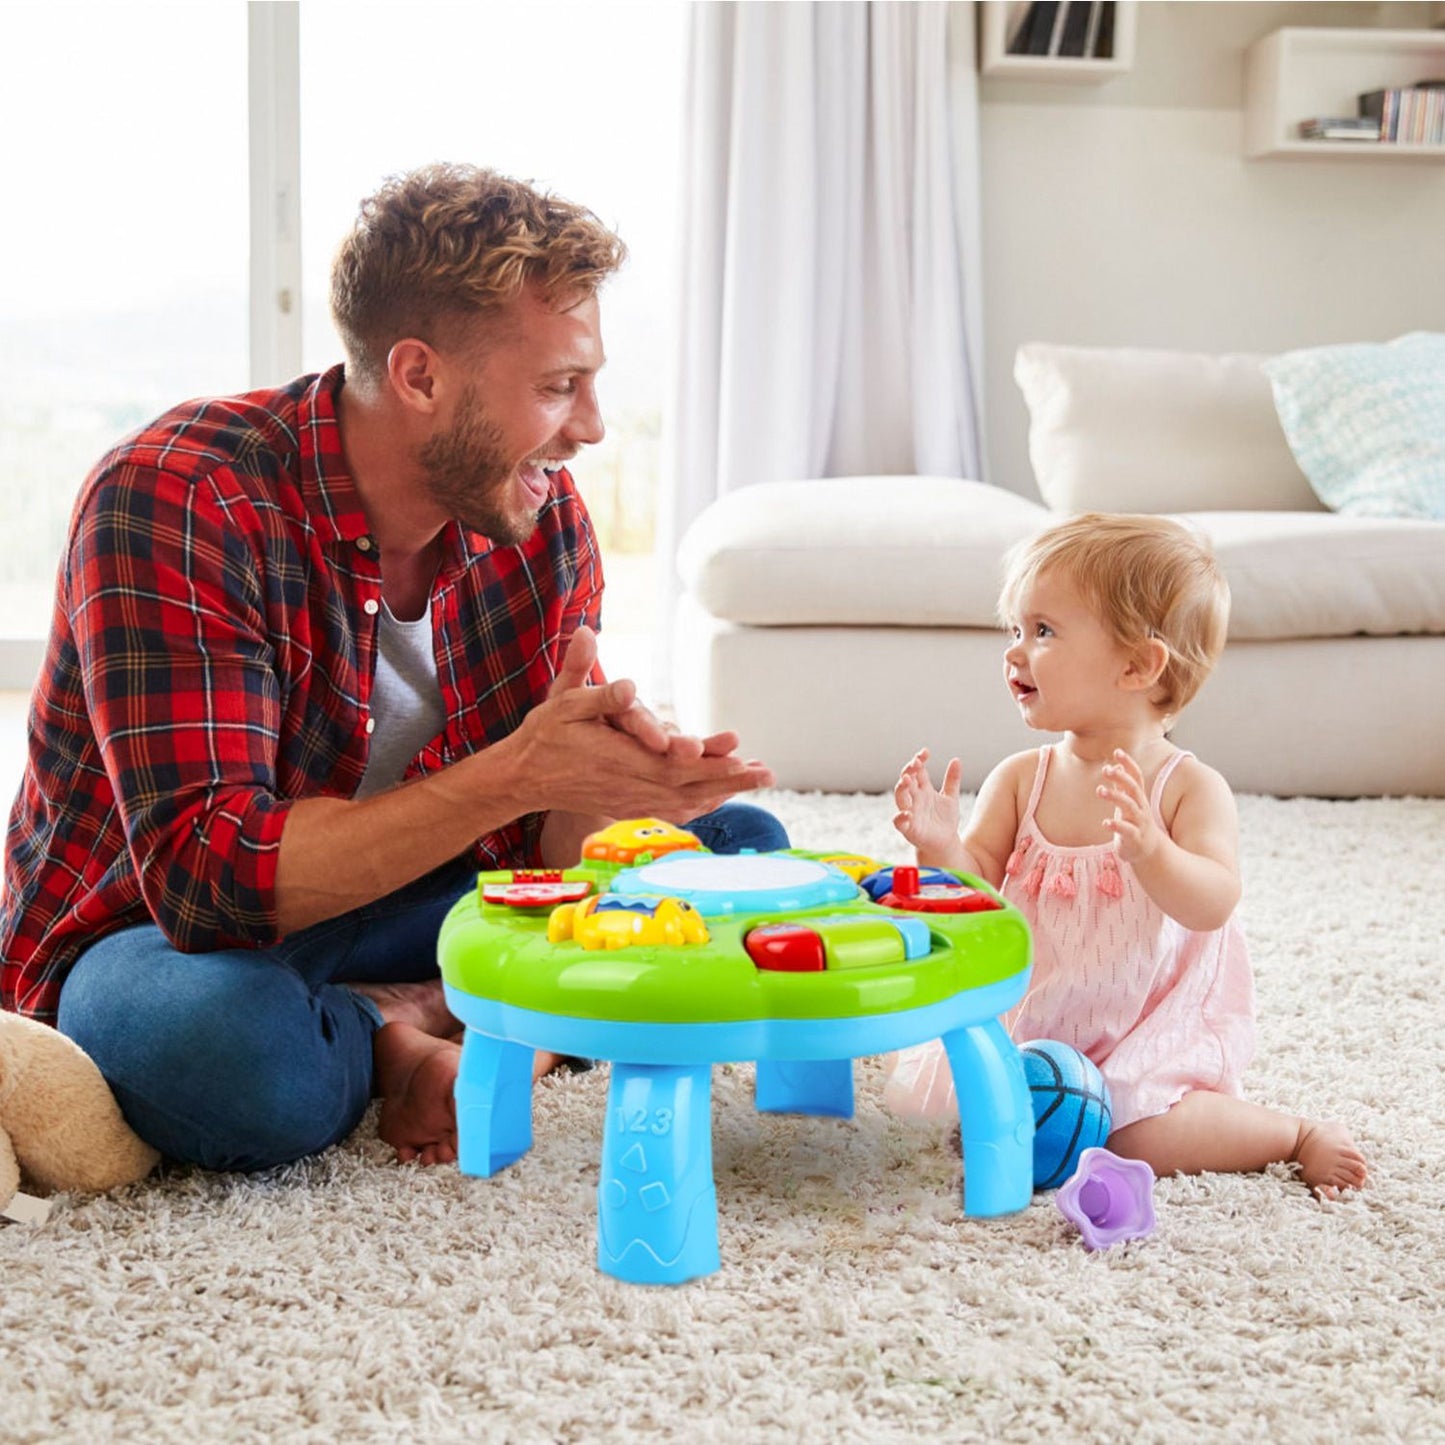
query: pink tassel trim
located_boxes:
[1024,858,1047,898]
[1048,859,1077,900]
[1098,855,1124,900]
[1005,835,1032,877]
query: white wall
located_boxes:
[977,0,1445,497]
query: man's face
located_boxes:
[420,285,606,545]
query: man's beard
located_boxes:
[418,385,541,546]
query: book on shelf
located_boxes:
[1004,2,1034,54]
[1094,1,1115,60]
[1025,2,1061,56]
[1006,1,1039,55]
[1046,0,1073,55]
[1298,117,1382,142]
[1359,82,1445,145]
[1057,2,1094,58]
[1002,1,1116,63]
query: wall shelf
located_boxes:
[1244,27,1445,161]
[979,2,1136,83]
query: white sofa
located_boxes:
[672,345,1445,798]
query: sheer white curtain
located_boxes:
[656,0,985,690]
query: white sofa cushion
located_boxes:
[677,479,1445,641]
[1194,512,1445,639]
[1015,343,1324,514]
[672,604,1445,797]
[676,477,1049,627]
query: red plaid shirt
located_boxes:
[1,367,603,1023]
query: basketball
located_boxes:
[1020,1039,1113,1189]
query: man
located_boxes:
[0,163,782,1172]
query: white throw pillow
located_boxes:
[1262,333,1445,520]
[1014,343,1323,514]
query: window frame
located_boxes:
[247,1,304,387]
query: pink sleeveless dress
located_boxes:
[884,745,1256,1129]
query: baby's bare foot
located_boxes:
[1293,1120,1369,1199]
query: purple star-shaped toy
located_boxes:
[1055,1147,1157,1250]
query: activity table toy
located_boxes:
[439,825,1035,1284]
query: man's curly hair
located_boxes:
[330,162,627,385]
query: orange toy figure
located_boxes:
[581,819,705,866]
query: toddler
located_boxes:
[886,513,1367,1198]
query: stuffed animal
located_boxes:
[0,1012,159,1223]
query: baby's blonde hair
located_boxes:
[998,513,1230,716]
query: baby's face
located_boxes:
[1001,573,1136,733]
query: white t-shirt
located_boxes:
[355,598,448,799]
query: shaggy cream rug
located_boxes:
[3,790,1442,1443]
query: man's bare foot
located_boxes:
[442,1036,571,1081]
[1293,1119,1369,1199]
[351,979,460,1038]
[374,1022,461,1166]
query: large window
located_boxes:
[0,1,683,694]
[0,3,249,654]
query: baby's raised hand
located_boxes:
[893,748,963,855]
[1098,749,1160,862]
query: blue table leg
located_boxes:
[942,1019,1033,1217]
[455,1029,534,1177]
[754,1059,855,1119]
[598,1062,719,1284]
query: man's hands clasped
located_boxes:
[503,626,773,822]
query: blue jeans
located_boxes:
[57,802,789,1172]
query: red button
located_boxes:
[880,883,1003,914]
[744,923,827,972]
[482,872,593,908]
